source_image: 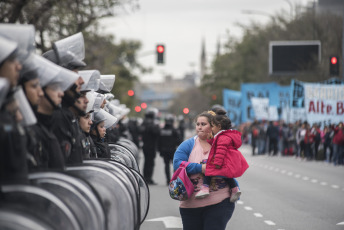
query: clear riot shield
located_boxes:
[79,70,100,92]
[65,165,135,230]
[107,160,150,225]
[98,75,115,93]
[13,86,37,126]
[94,109,118,129]
[0,36,18,63]
[109,160,150,225]
[0,24,35,62]
[29,172,105,230]
[53,32,86,68]
[54,67,79,91]
[0,184,81,230]
[28,54,60,87]
[108,143,139,172]
[117,137,140,162]
[0,209,54,230]
[0,78,10,108]
[83,160,140,230]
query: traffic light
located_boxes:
[329,56,339,76]
[156,44,165,64]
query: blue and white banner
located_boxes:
[240,82,290,122]
[251,97,269,120]
[290,78,344,108]
[222,89,242,125]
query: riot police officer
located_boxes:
[140,108,160,185]
[158,115,181,185]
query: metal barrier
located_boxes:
[0,138,149,230]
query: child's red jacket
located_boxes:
[205,129,249,178]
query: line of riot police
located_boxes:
[0,23,149,230]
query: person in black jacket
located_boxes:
[158,115,181,185]
[266,121,279,156]
[90,110,113,159]
[140,109,160,185]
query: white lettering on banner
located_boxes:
[305,86,344,100]
[304,84,344,125]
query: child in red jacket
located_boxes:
[195,109,249,202]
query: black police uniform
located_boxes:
[158,122,181,185]
[0,111,29,185]
[29,112,65,171]
[51,107,84,165]
[90,133,111,158]
[140,114,160,184]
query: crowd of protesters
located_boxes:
[239,120,344,166]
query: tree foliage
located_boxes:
[0,0,144,108]
[0,0,139,51]
[202,7,343,103]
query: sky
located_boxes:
[99,0,312,83]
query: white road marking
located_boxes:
[254,213,263,217]
[311,179,318,183]
[331,185,340,189]
[320,182,327,186]
[337,222,344,225]
[264,220,276,225]
[244,206,253,211]
[237,200,244,205]
[302,176,309,181]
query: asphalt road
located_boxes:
[139,134,344,230]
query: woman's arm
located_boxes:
[173,137,202,174]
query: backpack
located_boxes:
[168,161,194,201]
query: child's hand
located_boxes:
[215,165,220,169]
[202,164,207,173]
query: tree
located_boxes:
[202,7,343,103]
[0,0,139,51]
[0,0,146,112]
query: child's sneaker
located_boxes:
[230,186,241,202]
[195,185,210,199]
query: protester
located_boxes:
[332,122,344,166]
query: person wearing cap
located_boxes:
[0,37,30,185]
[0,79,29,185]
[77,70,101,159]
[27,56,79,171]
[139,108,161,185]
[78,111,98,159]
[158,115,182,186]
[0,36,22,89]
[43,33,88,165]
[90,110,111,158]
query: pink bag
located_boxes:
[168,161,194,201]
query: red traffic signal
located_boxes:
[156,44,165,64]
[183,108,189,114]
[329,56,339,76]
[128,90,134,96]
[331,56,338,65]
